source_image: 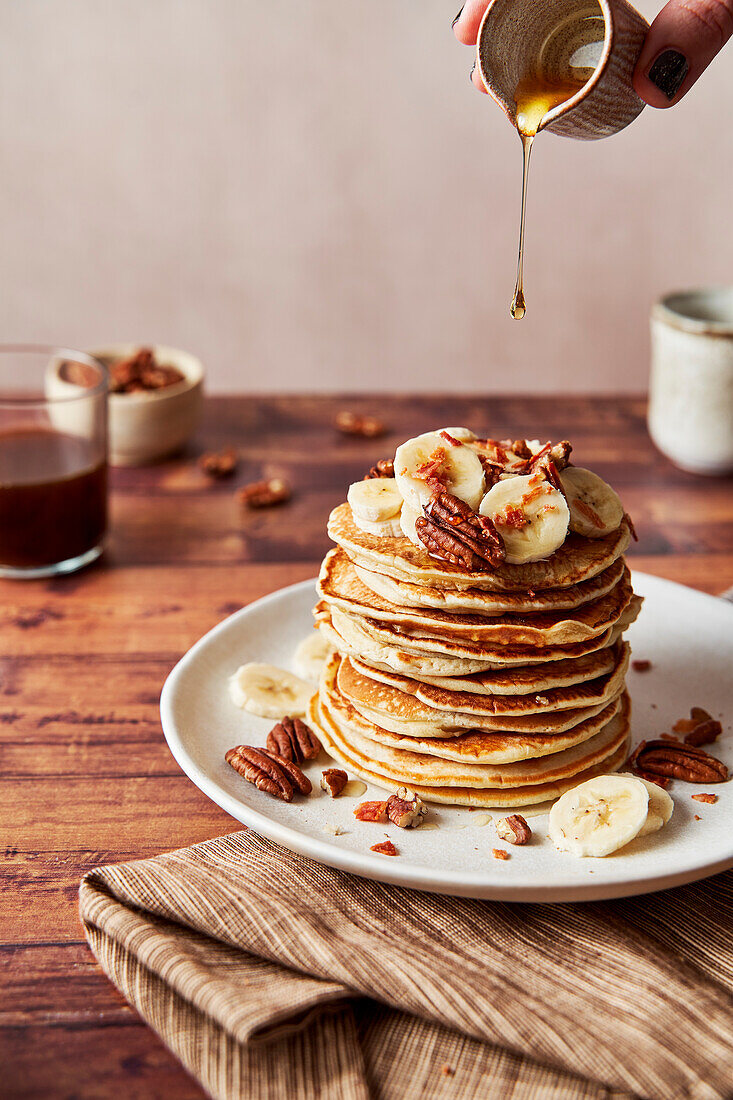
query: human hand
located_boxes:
[453,0,733,107]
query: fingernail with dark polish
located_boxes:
[452,6,464,27]
[647,49,689,101]
[469,62,476,84]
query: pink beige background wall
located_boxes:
[1,0,730,393]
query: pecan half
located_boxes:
[364,458,395,479]
[266,716,321,763]
[335,410,385,438]
[225,745,312,801]
[370,840,398,856]
[631,659,652,673]
[237,477,291,508]
[199,446,238,478]
[416,491,505,572]
[354,800,388,822]
[386,787,427,828]
[495,814,531,845]
[627,740,728,784]
[321,768,348,797]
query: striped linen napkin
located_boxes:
[80,830,733,1100]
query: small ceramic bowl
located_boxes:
[47,344,204,466]
[477,0,648,140]
[649,288,733,475]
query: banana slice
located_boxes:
[559,467,624,539]
[229,663,313,718]
[618,773,674,836]
[479,474,569,564]
[352,513,403,537]
[347,478,402,524]
[294,631,333,683]
[394,431,485,511]
[400,502,422,546]
[549,774,649,857]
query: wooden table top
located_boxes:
[2,394,732,1097]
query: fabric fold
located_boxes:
[80,831,733,1100]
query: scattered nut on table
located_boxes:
[237,478,291,508]
[335,410,385,438]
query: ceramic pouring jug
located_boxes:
[477,0,649,139]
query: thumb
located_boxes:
[633,0,733,107]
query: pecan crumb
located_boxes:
[492,848,510,861]
[364,458,395,479]
[225,745,311,802]
[354,800,388,823]
[495,814,531,845]
[691,793,718,804]
[267,716,321,763]
[631,659,652,673]
[237,477,291,509]
[199,446,238,478]
[694,814,701,821]
[370,840,398,856]
[335,410,385,438]
[321,768,348,798]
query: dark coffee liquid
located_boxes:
[0,427,107,569]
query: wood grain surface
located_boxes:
[1,395,732,1098]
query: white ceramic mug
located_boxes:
[648,288,733,475]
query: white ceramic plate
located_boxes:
[161,573,733,902]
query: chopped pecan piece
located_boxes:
[416,491,505,572]
[386,787,427,828]
[672,707,723,747]
[511,439,533,461]
[266,716,321,763]
[492,848,510,860]
[199,446,238,478]
[627,740,728,784]
[364,458,395,480]
[320,768,348,798]
[495,814,531,845]
[632,659,652,672]
[225,745,311,801]
[237,477,291,509]
[691,793,718,804]
[354,800,388,823]
[370,840,398,856]
[335,410,385,438]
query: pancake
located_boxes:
[360,643,620,694]
[310,693,631,807]
[323,661,624,764]
[318,549,634,647]
[317,602,638,676]
[353,556,626,614]
[328,502,632,593]
[332,652,620,736]
[349,642,630,716]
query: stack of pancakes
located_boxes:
[310,496,640,809]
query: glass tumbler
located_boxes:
[0,346,109,578]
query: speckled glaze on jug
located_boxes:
[477,0,649,140]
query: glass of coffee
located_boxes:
[0,346,108,578]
